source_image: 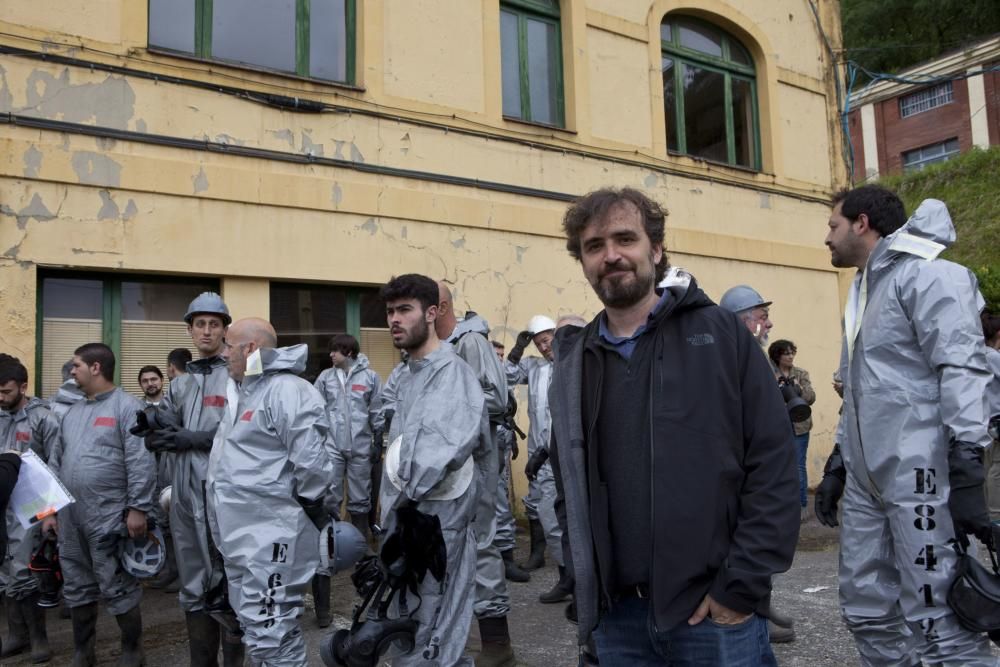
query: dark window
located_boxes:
[147,0,356,84]
[500,0,564,127]
[661,15,759,170]
[902,138,960,172]
[899,82,954,118]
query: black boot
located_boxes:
[349,512,371,539]
[69,603,98,667]
[115,605,145,667]
[477,616,516,667]
[520,519,546,571]
[1,594,29,658]
[185,611,220,667]
[312,574,332,628]
[25,593,52,663]
[220,626,244,667]
[148,533,179,591]
[539,566,573,604]
[501,549,530,583]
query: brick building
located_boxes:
[847,34,1000,180]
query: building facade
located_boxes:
[847,35,1000,180]
[1,0,847,483]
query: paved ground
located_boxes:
[4,510,993,665]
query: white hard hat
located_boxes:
[385,435,473,501]
[159,486,171,516]
[526,315,557,336]
[121,525,167,579]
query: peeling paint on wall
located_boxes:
[301,131,324,157]
[22,68,135,130]
[268,128,295,147]
[16,193,55,229]
[22,145,42,178]
[123,199,138,221]
[350,143,365,163]
[0,65,13,112]
[71,151,122,186]
[359,218,378,235]
[97,190,120,220]
[331,183,343,206]
[193,167,209,194]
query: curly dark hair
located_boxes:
[0,354,28,385]
[380,274,439,312]
[562,187,670,283]
[767,339,797,366]
[831,185,906,238]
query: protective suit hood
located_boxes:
[869,198,953,274]
[247,344,308,382]
[449,312,490,342]
[350,352,372,373]
[53,379,84,405]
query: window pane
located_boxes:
[212,0,296,73]
[500,11,523,118]
[676,18,722,58]
[121,281,215,321]
[660,22,672,44]
[731,78,754,167]
[729,39,752,66]
[662,57,678,152]
[359,288,388,328]
[310,0,348,81]
[682,64,727,163]
[41,277,104,397]
[149,0,195,53]
[270,283,347,383]
[526,17,558,124]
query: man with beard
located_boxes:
[45,343,156,667]
[815,186,994,664]
[548,187,799,664]
[434,281,516,666]
[0,354,59,662]
[137,366,165,406]
[147,292,243,666]
[719,286,773,347]
[378,274,487,666]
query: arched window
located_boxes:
[661,15,759,169]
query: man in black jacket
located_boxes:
[548,187,799,665]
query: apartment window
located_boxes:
[37,273,216,397]
[661,15,759,170]
[269,283,398,384]
[899,82,954,118]
[500,0,564,127]
[148,0,356,84]
[902,138,960,172]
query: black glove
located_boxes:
[383,409,395,435]
[525,447,549,481]
[148,427,214,453]
[814,443,846,527]
[296,494,331,531]
[948,440,991,546]
[371,430,385,460]
[511,438,520,461]
[507,331,532,365]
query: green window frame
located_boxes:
[661,15,760,170]
[500,0,565,127]
[147,0,357,85]
[35,271,219,393]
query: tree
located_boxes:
[842,0,1000,78]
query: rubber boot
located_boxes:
[349,512,371,540]
[312,574,332,628]
[148,533,179,591]
[519,519,546,571]
[767,604,795,629]
[25,593,51,663]
[539,566,573,604]
[500,549,530,583]
[767,620,795,643]
[69,603,98,667]
[185,611,220,667]
[477,616,516,667]
[115,605,145,667]
[1,595,29,658]
[220,627,245,667]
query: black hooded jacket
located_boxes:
[548,277,800,642]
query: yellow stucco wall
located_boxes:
[0,0,847,491]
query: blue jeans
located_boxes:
[592,596,777,666]
[794,432,810,507]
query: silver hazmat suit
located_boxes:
[446,314,510,621]
[163,356,229,612]
[314,353,383,516]
[0,398,59,599]
[207,344,334,666]
[49,388,156,614]
[493,424,517,553]
[504,356,563,566]
[48,378,84,422]
[379,343,488,666]
[985,347,1000,520]
[836,199,994,665]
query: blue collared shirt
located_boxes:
[598,289,673,360]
